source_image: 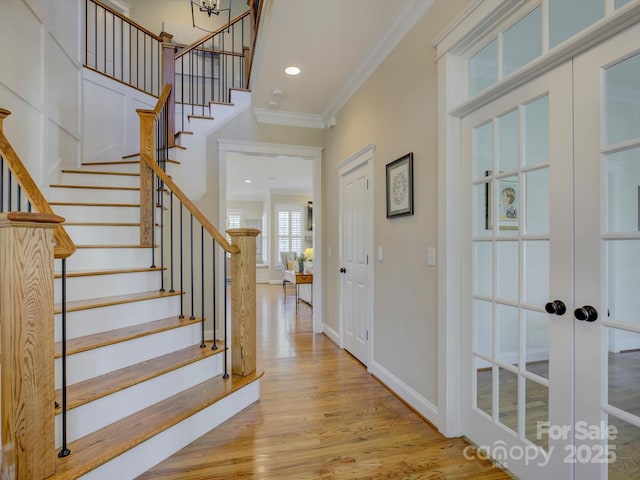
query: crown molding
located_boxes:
[253,108,325,129]
[321,0,434,124]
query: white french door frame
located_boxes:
[434,0,640,439]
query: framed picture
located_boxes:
[307,201,313,231]
[386,153,414,218]
[485,170,519,230]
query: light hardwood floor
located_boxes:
[137,284,512,479]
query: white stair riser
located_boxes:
[60,172,140,188]
[60,247,153,270]
[77,381,260,480]
[53,205,140,223]
[80,163,141,173]
[54,296,182,342]
[49,188,140,204]
[55,354,223,447]
[55,270,162,303]
[64,225,143,245]
[55,322,202,388]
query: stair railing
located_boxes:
[173,10,252,132]
[0,109,76,475]
[85,0,165,97]
[137,85,258,380]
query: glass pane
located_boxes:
[549,0,603,48]
[606,54,640,146]
[525,309,549,379]
[525,379,548,450]
[497,241,519,301]
[474,182,492,237]
[524,96,549,166]
[498,110,519,172]
[503,7,542,77]
[476,357,493,417]
[474,242,493,297]
[498,367,518,433]
[608,415,640,480]
[497,176,520,234]
[497,304,519,366]
[607,240,640,328]
[525,169,549,235]
[523,241,549,307]
[606,148,640,233]
[474,122,493,179]
[608,328,640,417]
[615,0,633,8]
[475,299,493,357]
[469,39,498,97]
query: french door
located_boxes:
[462,21,640,480]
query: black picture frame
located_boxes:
[386,153,414,218]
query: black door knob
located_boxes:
[574,305,598,322]
[339,267,346,273]
[545,300,567,316]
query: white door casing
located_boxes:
[338,145,374,367]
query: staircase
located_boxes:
[45,160,260,479]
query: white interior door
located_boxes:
[573,23,640,480]
[339,159,372,366]
[461,62,574,479]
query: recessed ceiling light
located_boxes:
[285,66,301,76]
[244,179,252,183]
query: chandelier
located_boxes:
[190,0,233,31]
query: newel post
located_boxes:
[227,228,260,376]
[137,109,156,247]
[0,212,64,480]
[160,31,175,148]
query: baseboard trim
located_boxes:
[323,325,340,347]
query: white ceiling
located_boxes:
[226,152,312,201]
[250,0,433,127]
[227,0,432,200]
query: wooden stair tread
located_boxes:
[63,222,140,226]
[75,244,156,249]
[54,316,203,358]
[187,114,214,120]
[55,266,162,279]
[50,201,140,207]
[51,371,262,480]
[61,169,139,177]
[121,153,180,165]
[54,290,182,314]
[54,340,222,411]
[50,184,140,191]
[81,160,140,166]
[209,100,234,106]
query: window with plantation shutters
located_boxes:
[226,209,242,245]
[276,204,304,266]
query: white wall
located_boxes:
[0,0,82,187]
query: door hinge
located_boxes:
[366,330,369,341]
[366,179,369,189]
[366,254,369,265]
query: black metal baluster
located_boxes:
[143,35,147,93]
[1,155,4,211]
[200,225,205,348]
[103,9,107,74]
[112,13,115,77]
[159,169,165,293]
[190,213,195,320]
[223,256,229,379]
[169,191,175,293]
[179,204,184,318]
[58,259,71,458]
[212,238,217,350]
[17,185,21,211]
[150,171,156,269]
[8,170,12,210]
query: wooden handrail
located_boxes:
[175,10,251,60]
[91,0,163,42]
[138,87,238,254]
[0,109,76,259]
[245,0,264,88]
